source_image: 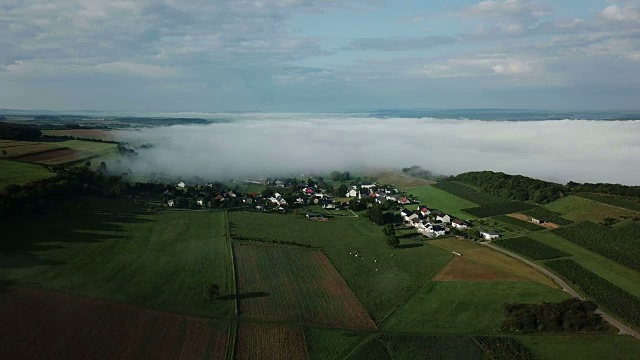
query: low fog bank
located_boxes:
[114,116,640,185]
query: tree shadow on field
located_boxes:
[398,243,424,249]
[217,292,270,301]
[398,233,421,240]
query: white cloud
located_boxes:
[419,56,538,78]
[114,114,640,185]
[601,3,640,22]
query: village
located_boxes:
[163,178,502,241]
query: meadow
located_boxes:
[404,185,479,219]
[228,211,453,322]
[381,281,570,335]
[575,193,640,213]
[0,159,54,189]
[544,195,639,223]
[1,200,235,318]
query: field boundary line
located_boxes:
[340,334,378,360]
[226,322,238,360]
[573,193,640,215]
[224,210,239,317]
[377,279,436,328]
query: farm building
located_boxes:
[531,217,545,224]
[176,181,186,188]
[345,189,359,197]
[480,231,500,240]
[196,199,204,206]
[167,199,175,207]
[306,213,324,220]
[436,214,451,224]
[451,219,469,229]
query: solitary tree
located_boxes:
[386,235,400,248]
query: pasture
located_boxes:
[0,288,231,359]
[463,201,536,218]
[429,238,557,287]
[229,211,453,322]
[405,185,479,219]
[381,281,570,335]
[544,195,639,223]
[1,201,236,318]
[0,159,54,189]
[233,243,376,329]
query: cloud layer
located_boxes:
[114,115,640,185]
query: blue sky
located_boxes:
[1,0,640,112]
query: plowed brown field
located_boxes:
[0,288,230,359]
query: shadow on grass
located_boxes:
[398,243,424,249]
[218,291,270,301]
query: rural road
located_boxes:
[482,241,640,340]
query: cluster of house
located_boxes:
[400,206,469,238]
[345,185,417,205]
[400,206,500,240]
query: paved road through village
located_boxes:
[482,241,640,340]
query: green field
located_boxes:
[346,336,390,360]
[463,201,536,218]
[473,218,533,239]
[433,181,505,205]
[519,334,640,360]
[0,159,54,189]
[544,195,639,223]
[575,193,640,213]
[1,200,235,318]
[405,185,479,219]
[228,211,453,322]
[379,335,483,360]
[529,231,640,298]
[492,215,545,231]
[381,281,570,335]
[494,237,570,260]
[305,328,365,360]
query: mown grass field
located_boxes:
[234,243,376,329]
[404,185,479,219]
[0,159,54,189]
[544,195,639,223]
[429,238,558,287]
[519,334,640,360]
[1,200,235,318]
[229,211,453,323]
[529,231,640,298]
[382,281,570,335]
